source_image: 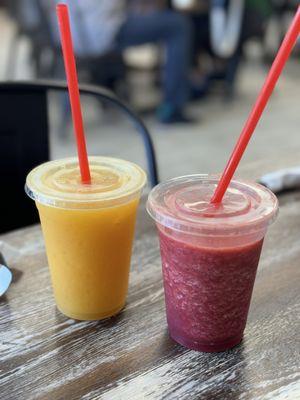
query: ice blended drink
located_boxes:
[26,157,146,320]
[147,175,278,352]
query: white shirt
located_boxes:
[51,0,126,56]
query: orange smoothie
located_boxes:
[26,157,146,320]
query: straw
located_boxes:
[211,6,300,204]
[56,4,91,184]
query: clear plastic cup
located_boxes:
[26,157,146,320]
[147,175,278,352]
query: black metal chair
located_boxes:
[0,80,159,234]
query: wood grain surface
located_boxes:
[1,192,300,400]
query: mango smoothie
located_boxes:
[25,157,146,320]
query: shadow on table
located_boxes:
[156,332,247,400]
[200,344,247,400]
[53,306,127,340]
[51,309,248,399]
[0,296,13,330]
[10,266,24,284]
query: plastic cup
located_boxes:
[26,157,146,320]
[147,175,278,352]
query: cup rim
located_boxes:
[147,174,279,237]
[25,156,147,210]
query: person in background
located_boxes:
[48,0,194,124]
[177,0,273,98]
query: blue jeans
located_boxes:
[117,11,192,109]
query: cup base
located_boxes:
[169,329,243,353]
[56,302,125,321]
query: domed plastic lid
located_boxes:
[26,157,146,209]
[147,175,278,236]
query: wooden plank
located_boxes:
[0,192,300,400]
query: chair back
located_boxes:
[0,84,49,233]
[0,80,158,233]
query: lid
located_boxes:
[147,175,278,236]
[26,157,146,209]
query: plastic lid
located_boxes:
[147,175,278,236]
[26,157,146,209]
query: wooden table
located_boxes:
[1,190,300,400]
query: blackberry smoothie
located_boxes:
[159,231,263,352]
[147,175,278,352]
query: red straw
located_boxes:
[211,6,300,204]
[56,4,91,184]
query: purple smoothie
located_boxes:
[159,230,263,352]
[147,175,278,352]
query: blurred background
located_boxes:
[0,0,299,232]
